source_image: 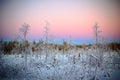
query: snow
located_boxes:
[0,49,120,80]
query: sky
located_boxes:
[0,0,120,44]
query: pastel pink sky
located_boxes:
[0,0,120,43]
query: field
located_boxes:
[0,43,120,80]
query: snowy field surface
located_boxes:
[0,49,120,80]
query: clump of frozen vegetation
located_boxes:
[0,40,120,80]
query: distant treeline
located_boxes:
[0,40,120,54]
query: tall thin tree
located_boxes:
[19,23,30,69]
[44,21,49,45]
[43,21,50,63]
[93,22,102,47]
[19,23,30,41]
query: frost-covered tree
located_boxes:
[19,23,30,41]
[43,21,50,62]
[19,23,30,69]
[93,22,104,69]
[93,22,102,47]
[44,21,49,45]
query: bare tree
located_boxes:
[93,22,102,47]
[19,23,30,41]
[43,21,50,63]
[44,21,49,45]
[19,23,30,69]
[92,22,105,79]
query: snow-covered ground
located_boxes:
[0,48,120,80]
